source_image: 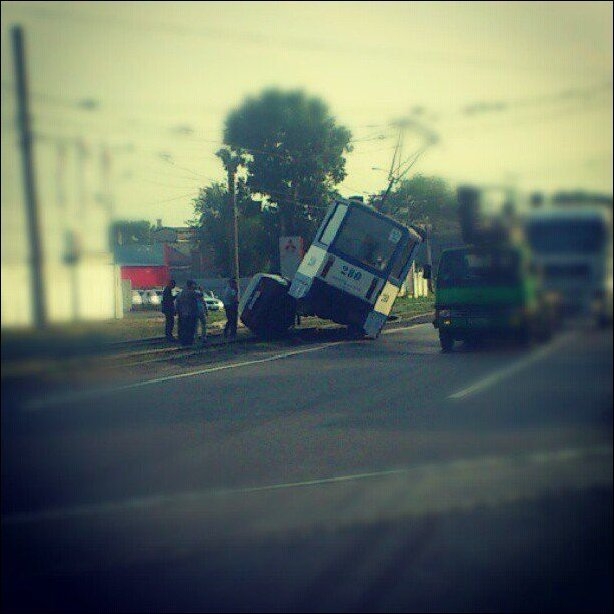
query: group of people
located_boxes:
[161,278,239,347]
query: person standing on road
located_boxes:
[195,285,209,345]
[161,279,177,341]
[222,278,239,340]
[176,280,199,346]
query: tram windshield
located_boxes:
[333,207,403,272]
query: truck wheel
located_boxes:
[439,331,454,352]
[464,336,481,349]
[519,325,534,347]
[535,317,552,343]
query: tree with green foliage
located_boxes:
[374,175,463,264]
[192,180,277,277]
[377,175,451,222]
[223,88,353,238]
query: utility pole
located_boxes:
[100,143,121,319]
[76,138,88,216]
[66,137,89,321]
[97,142,132,247]
[216,147,242,299]
[12,25,46,328]
[424,217,433,294]
[232,172,240,301]
[378,117,438,211]
[378,123,405,210]
[99,143,113,245]
[55,140,78,321]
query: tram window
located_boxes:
[319,204,348,246]
[334,208,399,271]
[390,238,416,280]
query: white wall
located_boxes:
[1,258,123,328]
[407,268,430,298]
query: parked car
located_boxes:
[203,290,224,311]
[142,289,161,307]
[131,290,143,308]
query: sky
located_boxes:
[1,1,612,261]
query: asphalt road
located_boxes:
[2,322,612,613]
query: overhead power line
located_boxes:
[4,3,572,71]
[4,77,609,149]
[461,80,612,116]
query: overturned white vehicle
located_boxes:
[240,198,423,339]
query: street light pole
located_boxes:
[98,142,133,318]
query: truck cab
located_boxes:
[433,244,555,351]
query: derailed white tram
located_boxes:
[240,198,423,338]
[289,198,423,338]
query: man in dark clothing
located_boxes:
[161,280,177,341]
[222,278,239,340]
[176,280,199,346]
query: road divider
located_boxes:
[448,332,574,401]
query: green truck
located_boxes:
[433,244,556,351]
[432,186,556,352]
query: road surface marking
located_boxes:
[24,342,346,411]
[3,444,610,526]
[448,332,574,400]
[23,323,432,412]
